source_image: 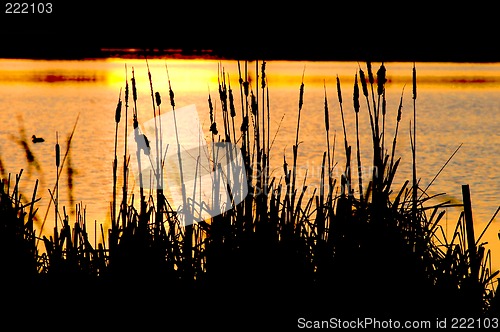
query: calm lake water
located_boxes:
[0,58,499,270]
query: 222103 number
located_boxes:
[5,3,53,14]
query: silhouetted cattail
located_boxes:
[251,91,257,115]
[261,61,266,89]
[336,75,342,104]
[397,88,404,122]
[133,114,138,129]
[377,63,386,96]
[382,94,386,116]
[229,83,236,117]
[241,115,248,132]
[324,84,329,132]
[359,68,368,97]
[131,72,137,102]
[412,62,417,100]
[210,122,218,135]
[208,92,214,123]
[115,96,122,123]
[243,80,249,97]
[125,80,129,108]
[298,81,304,111]
[367,61,374,85]
[155,91,161,107]
[55,138,60,168]
[353,73,360,113]
[169,87,175,108]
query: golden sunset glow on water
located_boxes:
[1,57,499,324]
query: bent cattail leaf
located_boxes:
[353,73,360,113]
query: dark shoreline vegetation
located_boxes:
[1,60,499,329]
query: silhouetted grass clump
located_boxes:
[1,60,499,329]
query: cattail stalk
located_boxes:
[291,66,305,203]
[131,67,145,214]
[389,86,405,172]
[323,80,332,199]
[412,62,418,237]
[353,73,363,203]
[112,88,122,229]
[122,64,129,229]
[55,131,60,232]
[336,75,351,196]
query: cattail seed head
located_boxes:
[208,93,214,123]
[359,68,368,97]
[125,81,129,108]
[382,94,386,116]
[251,91,257,115]
[169,87,175,108]
[377,63,387,96]
[261,61,266,89]
[155,91,161,107]
[299,82,304,111]
[210,122,218,135]
[133,114,138,129]
[397,96,403,122]
[115,98,122,123]
[353,73,360,113]
[229,86,236,117]
[412,63,417,100]
[131,76,137,102]
[243,81,249,97]
[55,142,60,167]
[367,61,374,85]
[336,75,342,104]
[240,115,248,132]
[324,93,329,131]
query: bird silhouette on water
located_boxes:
[32,135,45,143]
